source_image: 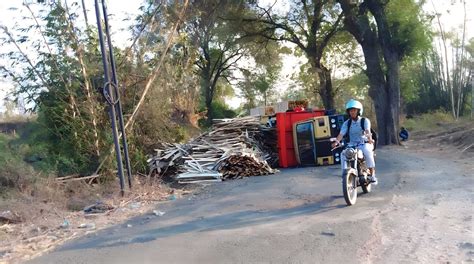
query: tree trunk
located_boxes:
[432,1,455,119]
[81,0,89,28]
[338,0,385,144]
[205,94,213,125]
[385,54,401,144]
[470,65,474,119]
[366,0,401,144]
[338,0,401,145]
[309,56,335,110]
[202,75,214,125]
[361,37,390,145]
[317,65,335,110]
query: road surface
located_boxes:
[27,146,473,263]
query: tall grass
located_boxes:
[0,133,37,196]
[401,109,465,132]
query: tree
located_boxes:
[184,0,249,125]
[431,0,471,119]
[242,0,344,110]
[254,73,271,106]
[1,1,109,174]
[292,31,364,109]
[238,64,279,112]
[465,38,474,118]
[238,69,259,113]
[0,1,196,175]
[399,1,472,118]
[337,0,430,145]
[401,51,448,114]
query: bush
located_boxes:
[0,134,37,196]
[402,109,455,131]
[211,101,237,119]
[199,101,237,128]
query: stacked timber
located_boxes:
[148,116,278,183]
[215,154,275,179]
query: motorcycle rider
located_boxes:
[332,99,378,185]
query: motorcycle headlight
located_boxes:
[344,148,356,159]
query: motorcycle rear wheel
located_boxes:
[342,169,357,205]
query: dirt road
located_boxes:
[26,142,473,264]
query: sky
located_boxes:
[0,0,472,112]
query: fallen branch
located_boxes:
[56,174,100,183]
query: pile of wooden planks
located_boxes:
[148,116,278,183]
[214,154,275,180]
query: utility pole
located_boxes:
[94,0,133,196]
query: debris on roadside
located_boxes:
[78,223,96,229]
[128,202,141,209]
[0,211,22,224]
[152,210,165,216]
[148,116,278,183]
[83,202,114,214]
[59,220,70,229]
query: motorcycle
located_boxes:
[331,139,374,206]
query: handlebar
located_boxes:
[330,137,343,152]
[330,137,366,152]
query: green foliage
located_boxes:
[400,57,422,104]
[280,85,312,103]
[184,0,256,124]
[402,42,472,116]
[2,1,206,177]
[211,101,237,119]
[0,133,37,195]
[244,0,344,109]
[334,72,369,103]
[322,31,364,76]
[290,62,319,104]
[386,0,432,58]
[238,62,280,111]
[199,101,237,127]
[1,2,112,176]
[401,109,455,131]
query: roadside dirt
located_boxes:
[0,180,196,264]
[408,120,474,158]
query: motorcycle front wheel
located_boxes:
[342,169,357,205]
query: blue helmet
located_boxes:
[345,99,363,115]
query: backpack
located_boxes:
[345,117,378,150]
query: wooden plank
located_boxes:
[176,172,222,179]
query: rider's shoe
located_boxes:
[370,174,378,185]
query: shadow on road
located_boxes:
[59,195,345,251]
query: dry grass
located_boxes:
[0,175,181,263]
[401,112,474,160]
[401,110,456,131]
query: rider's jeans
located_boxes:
[341,143,375,171]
